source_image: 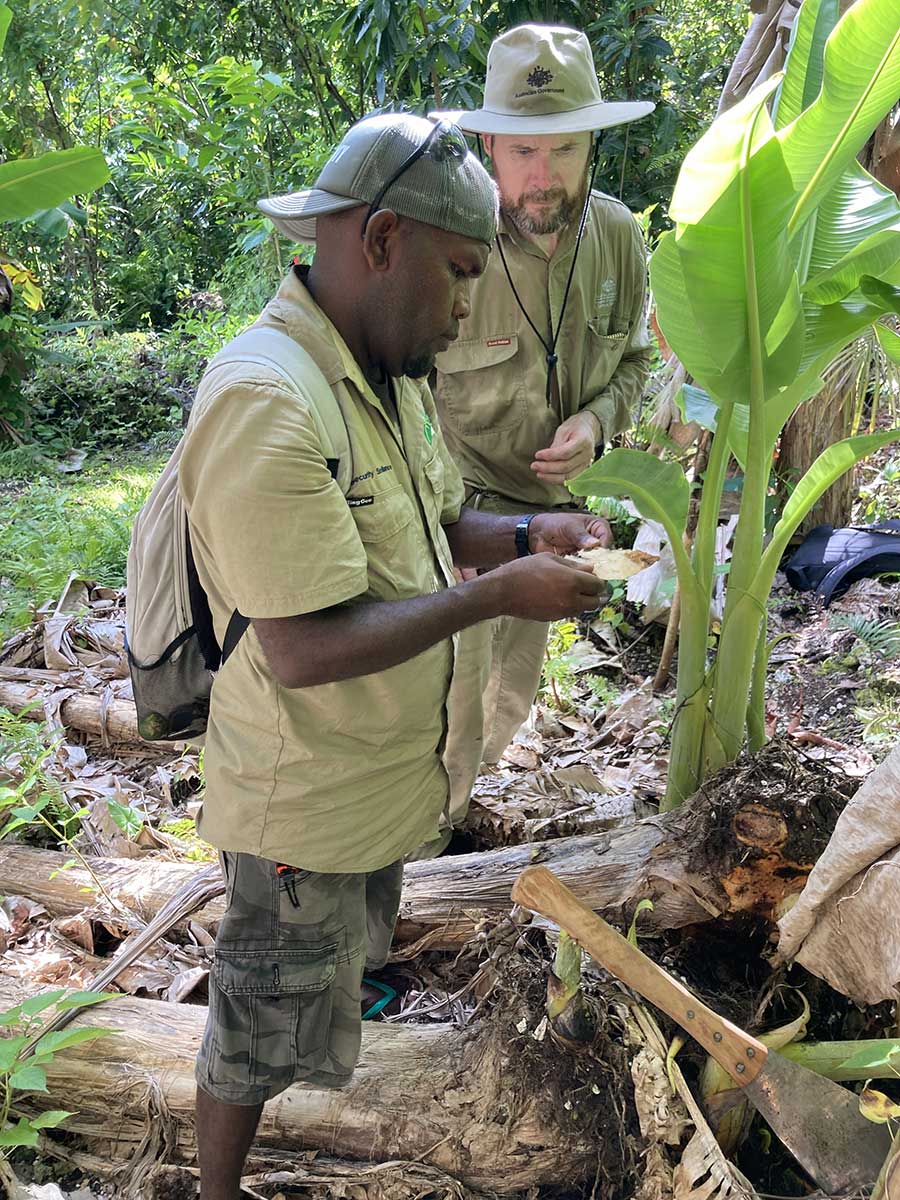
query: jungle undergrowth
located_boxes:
[0,451,163,644]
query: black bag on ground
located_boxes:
[784,520,900,605]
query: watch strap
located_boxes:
[515,514,537,558]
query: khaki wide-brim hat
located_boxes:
[432,24,654,136]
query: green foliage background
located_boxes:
[2,0,748,334]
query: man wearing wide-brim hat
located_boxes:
[431,23,655,771]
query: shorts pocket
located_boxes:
[213,945,336,1089]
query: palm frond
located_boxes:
[857,695,900,743]
[833,613,900,656]
[817,317,900,438]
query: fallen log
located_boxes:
[0,974,614,1196]
[0,742,852,950]
[0,678,143,745]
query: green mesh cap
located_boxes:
[258,113,498,246]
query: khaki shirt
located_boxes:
[179,270,466,873]
[434,191,652,510]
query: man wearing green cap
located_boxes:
[181,112,611,1199]
[432,25,655,772]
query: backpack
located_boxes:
[784,520,900,605]
[125,326,352,743]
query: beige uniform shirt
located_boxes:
[179,270,466,873]
[434,191,652,510]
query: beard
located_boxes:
[502,183,587,236]
[402,352,436,380]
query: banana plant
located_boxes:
[570,0,900,809]
[0,4,108,224]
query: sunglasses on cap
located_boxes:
[361,120,469,236]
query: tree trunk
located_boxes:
[0,679,157,746]
[0,741,848,951]
[0,976,601,1196]
[778,390,857,532]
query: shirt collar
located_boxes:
[268,267,411,424]
[265,268,348,385]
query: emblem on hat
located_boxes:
[526,65,554,89]
[428,24,656,135]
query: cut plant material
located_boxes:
[576,546,660,580]
[511,864,893,1194]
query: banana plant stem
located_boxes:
[663,578,710,809]
[747,613,769,751]
[710,103,772,763]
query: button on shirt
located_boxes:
[179,270,466,873]
[434,191,652,509]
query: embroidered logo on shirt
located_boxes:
[347,495,375,508]
[351,465,393,487]
[486,337,512,348]
[423,414,434,446]
[597,278,617,311]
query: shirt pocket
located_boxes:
[349,483,415,543]
[422,450,446,513]
[349,483,421,598]
[435,334,527,435]
[586,320,630,384]
[419,450,451,564]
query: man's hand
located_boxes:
[528,510,613,556]
[489,554,605,622]
[530,412,600,485]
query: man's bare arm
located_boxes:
[253,554,603,689]
[443,505,613,568]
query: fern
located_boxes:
[833,615,900,657]
[586,495,637,525]
[857,697,900,744]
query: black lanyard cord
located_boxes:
[479,134,603,409]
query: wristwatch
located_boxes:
[515,513,537,558]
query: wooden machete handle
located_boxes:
[511,865,767,1085]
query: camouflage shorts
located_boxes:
[195,851,403,1104]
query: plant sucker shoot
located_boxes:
[570,0,900,808]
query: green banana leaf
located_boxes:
[568,449,691,560]
[0,4,10,56]
[800,284,899,376]
[653,0,900,487]
[678,384,719,433]
[652,81,803,405]
[763,428,900,570]
[779,0,900,236]
[876,323,900,364]
[0,148,109,223]
[678,364,833,472]
[772,0,839,129]
[650,232,731,398]
[802,165,900,305]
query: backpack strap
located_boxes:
[208,326,352,495]
[203,326,353,666]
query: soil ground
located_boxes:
[0,446,898,1198]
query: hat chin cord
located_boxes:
[477,133,603,412]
